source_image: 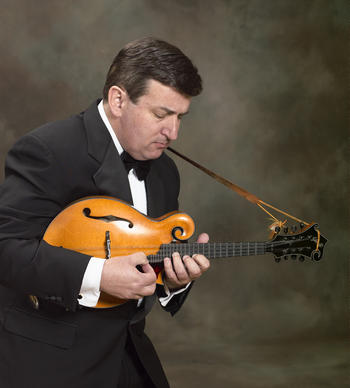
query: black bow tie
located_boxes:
[121,151,152,181]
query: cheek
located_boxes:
[124,110,161,146]
[136,117,160,140]
[126,114,144,140]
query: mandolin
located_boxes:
[43,196,327,308]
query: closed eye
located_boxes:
[153,108,189,120]
[154,112,166,119]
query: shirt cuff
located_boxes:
[158,281,192,307]
[79,257,105,307]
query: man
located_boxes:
[0,37,209,388]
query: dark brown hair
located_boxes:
[103,37,202,102]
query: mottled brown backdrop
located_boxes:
[0,1,348,387]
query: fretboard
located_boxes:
[147,242,271,264]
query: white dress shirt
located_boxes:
[79,100,190,307]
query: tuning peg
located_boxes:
[275,257,281,263]
[299,256,305,262]
[291,254,297,260]
[283,227,289,234]
[291,225,297,233]
[300,223,305,229]
[284,256,289,260]
[274,226,281,233]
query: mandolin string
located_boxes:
[70,238,311,263]
[73,244,266,262]
[70,241,295,252]
[69,242,265,251]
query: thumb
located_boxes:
[141,263,155,274]
[129,252,148,266]
[141,263,157,283]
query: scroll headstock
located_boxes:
[269,223,327,262]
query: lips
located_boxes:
[154,141,168,148]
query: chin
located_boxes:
[147,149,164,160]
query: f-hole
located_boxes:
[83,207,133,228]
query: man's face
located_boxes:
[116,79,191,160]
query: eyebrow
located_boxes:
[157,106,190,116]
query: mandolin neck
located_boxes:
[147,242,271,264]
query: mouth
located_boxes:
[154,141,169,149]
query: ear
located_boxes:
[107,86,128,118]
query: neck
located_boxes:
[103,101,119,135]
[147,241,269,264]
[100,100,127,156]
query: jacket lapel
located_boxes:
[93,141,133,203]
[83,100,133,203]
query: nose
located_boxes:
[161,116,180,141]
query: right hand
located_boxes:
[100,252,157,300]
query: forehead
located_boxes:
[139,79,191,113]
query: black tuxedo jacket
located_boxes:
[0,101,191,388]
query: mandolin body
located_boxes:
[43,196,195,308]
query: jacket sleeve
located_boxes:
[0,134,91,311]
